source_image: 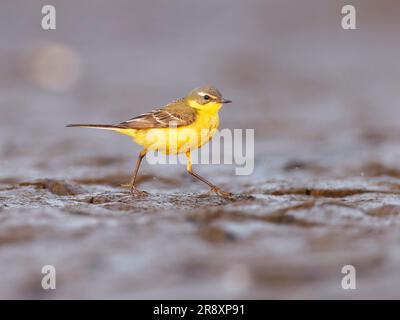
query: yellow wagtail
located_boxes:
[67,86,232,197]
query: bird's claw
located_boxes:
[120,183,148,197]
[131,187,149,197]
[124,184,149,197]
[208,187,234,199]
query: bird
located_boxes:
[67,85,233,197]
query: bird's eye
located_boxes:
[204,95,210,100]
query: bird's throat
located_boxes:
[188,100,223,114]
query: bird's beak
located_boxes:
[220,98,232,104]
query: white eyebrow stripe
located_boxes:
[198,91,217,98]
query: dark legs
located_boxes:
[185,150,232,197]
[126,149,232,198]
[129,149,147,196]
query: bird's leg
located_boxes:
[185,150,232,198]
[126,149,148,196]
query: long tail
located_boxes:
[66,124,125,131]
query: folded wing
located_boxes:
[118,101,197,129]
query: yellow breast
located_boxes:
[131,111,219,154]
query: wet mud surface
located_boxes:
[2,145,400,299]
[1,0,400,299]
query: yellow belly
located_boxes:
[117,113,219,155]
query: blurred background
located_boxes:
[1,0,400,299]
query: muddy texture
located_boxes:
[1,0,400,299]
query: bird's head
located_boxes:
[185,86,231,112]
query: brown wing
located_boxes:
[118,99,197,129]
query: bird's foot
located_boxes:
[130,187,149,197]
[121,183,148,197]
[207,187,234,199]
